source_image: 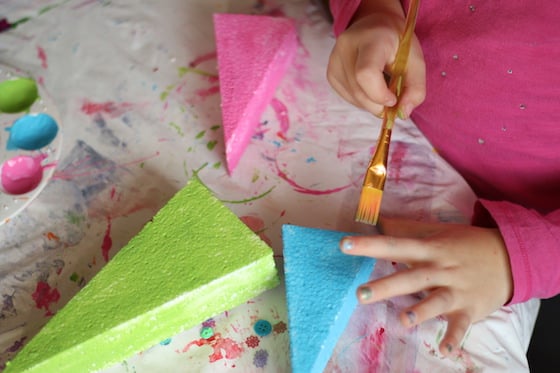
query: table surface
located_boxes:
[1,1,520,372]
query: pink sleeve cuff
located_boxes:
[329,0,361,36]
[474,199,560,305]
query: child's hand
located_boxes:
[327,10,426,118]
[339,218,514,357]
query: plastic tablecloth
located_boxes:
[0,1,539,372]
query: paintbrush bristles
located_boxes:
[355,187,383,225]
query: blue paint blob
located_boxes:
[159,338,172,346]
[6,113,59,151]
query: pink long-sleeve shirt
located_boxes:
[330,0,560,305]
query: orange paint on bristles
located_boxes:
[355,187,382,225]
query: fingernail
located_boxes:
[340,238,354,251]
[385,97,397,107]
[400,103,413,118]
[357,286,373,302]
[405,310,416,324]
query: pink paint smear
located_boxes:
[276,162,352,195]
[32,281,60,316]
[36,46,48,69]
[181,333,243,363]
[81,100,136,118]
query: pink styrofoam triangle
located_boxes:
[282,224,376,373]
[214,13,297,174]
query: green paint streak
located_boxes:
[169,122,184,137]
[220,186,275,204]
[195,130,206,139]
[212,162,221,169]
[251,170,260,183]
[210,125,221,131]
[70,273,79,282]
[9,17,32,29]
[66,211,85,226]
[206,140,217,150]
[178,66,216,78]
[39,5,59,15]
[160,85,174,101]
[139,162,145,169]
[6,0,70,30]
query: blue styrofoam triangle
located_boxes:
[282,224,376,373]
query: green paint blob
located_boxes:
[0,78,39,113]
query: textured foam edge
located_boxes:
[5,255,279,373]
[282,225,376,373]
[219,18,298,174]
[310,257,375,373]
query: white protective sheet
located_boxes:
[0,1,539,372]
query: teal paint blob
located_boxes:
[6,113,59,151]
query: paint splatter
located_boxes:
[0,18,11,33]
[270,98,290,136]
[5,337,26,353]
[189,52,217,67]
[360,326,386,370]
[276,163,352,195]
[195,85,220,98]
[182,333,244,363]
[101,216,113,262]
[31,281,60,316]
[81,100,135,118]
[239,215,272,246]
[44,231,60,241]
[36,46,48,69]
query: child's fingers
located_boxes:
[327,52,383,114]
[378,217,443,238]
[398,45,426,117]
[354,44,397,107]
[401,287,455,327]
[439,312,471,356]
[355,266,442,304]
[340,234,430,262]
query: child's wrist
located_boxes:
[352,0,406,25]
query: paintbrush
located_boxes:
[355,0,421,225]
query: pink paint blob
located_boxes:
[1,154,47,195]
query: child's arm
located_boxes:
[327,0,426,117]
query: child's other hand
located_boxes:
[327,10,426,118]
[339,218,513,357]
